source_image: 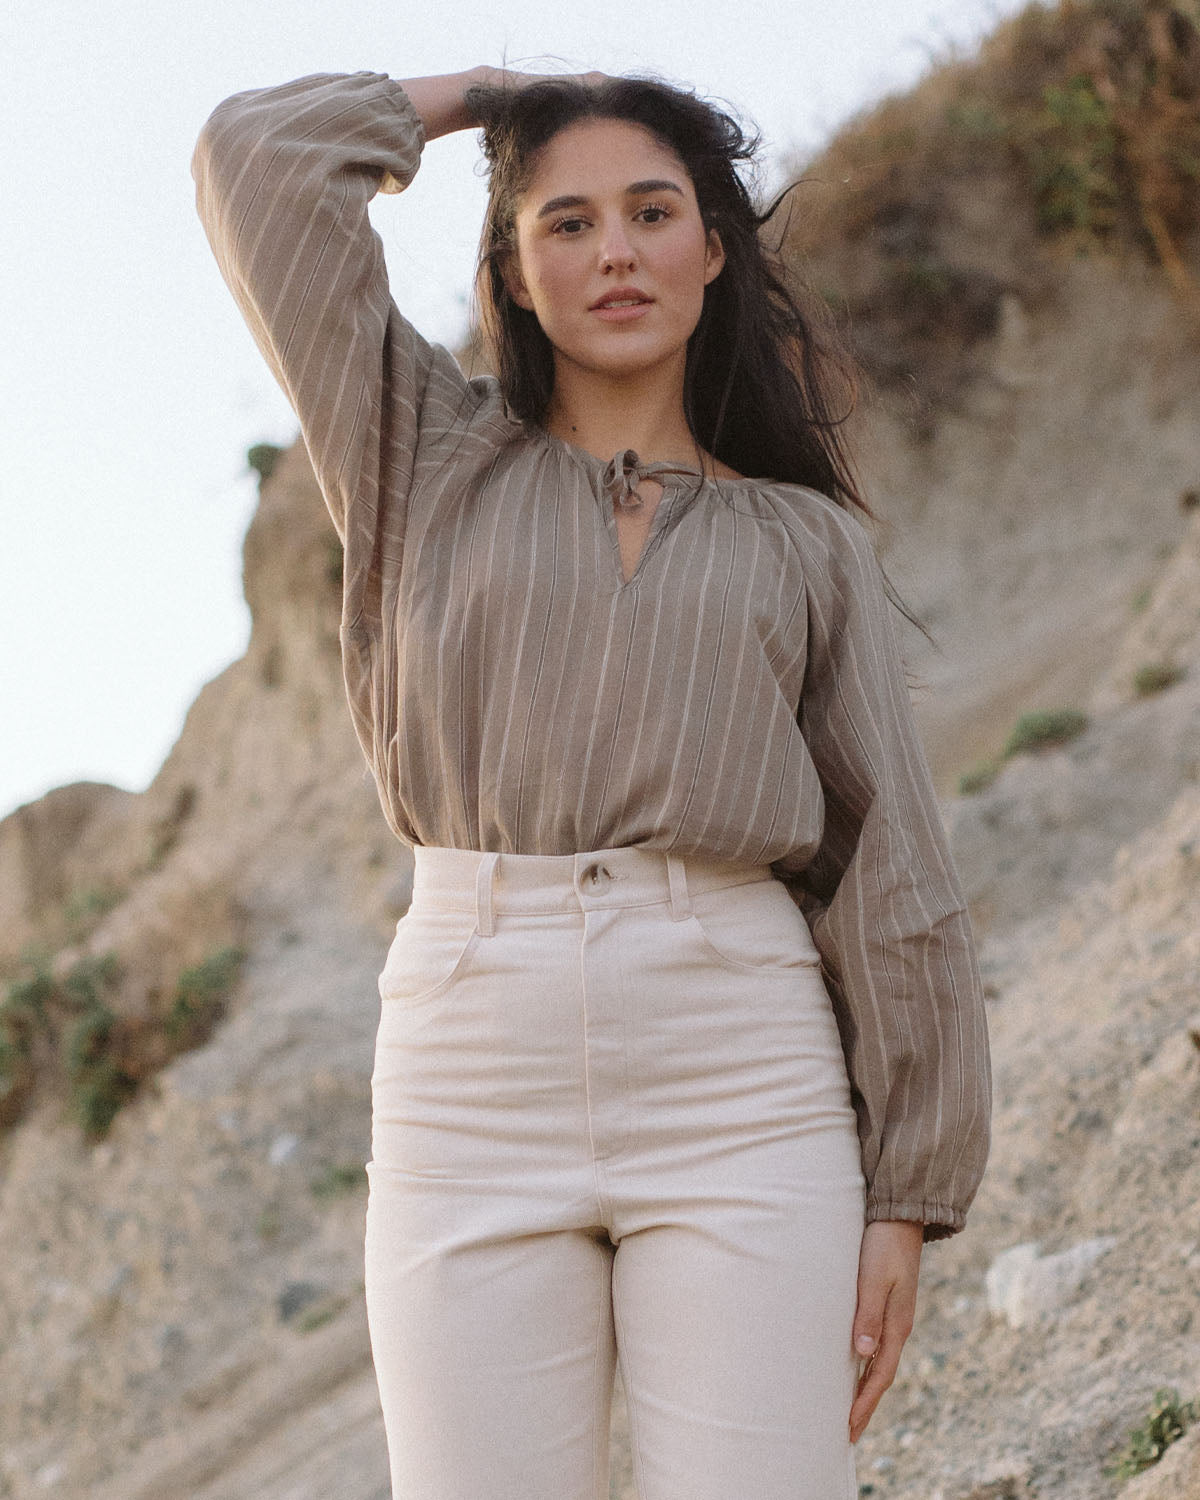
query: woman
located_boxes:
[192,63,991,1500]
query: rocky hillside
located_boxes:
[2,2,1200,1496]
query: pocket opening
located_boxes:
[686,880,823,974]
[378,908,483,1004]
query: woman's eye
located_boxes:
[637,203,671,223]
[552,216,588,235]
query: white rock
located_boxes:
[985,1241,1041,1320]
[985,1237,1118,1328]
[268,1131,301,1165]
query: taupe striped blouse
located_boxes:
[192,70,991,1240]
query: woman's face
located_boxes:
[505,117,726,385]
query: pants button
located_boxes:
[584,862,613,887]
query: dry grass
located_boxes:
[779,0,1200,433]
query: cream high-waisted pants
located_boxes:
[364,845,866,1500]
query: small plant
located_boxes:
[296,1298,344,1334]
[3,967,54,1034]
[1002,708,1088,757]
[256,1206,282,1242]
[1,965,55,1123]
[1,940,243,1140]
[1130,585,1152,614]
[66,1031,137,1139]
[958,757,1003,796]
[310,1162,365,1201]
[62,953,120,1010]
[165,946,245,1049]
[0,1031,34,1124]
[62,883,125,942]
[1025,74,1119,237]
[60,959,137,1140]
[146,783,198,871]
[944,96,1007,143]
[1105,1386,1199,1480]
[1133,661,1186,697]
[247,442,284,485]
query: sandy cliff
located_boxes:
[2,3,1200,1495]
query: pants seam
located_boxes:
[612,1257,653,1500]
[591,1242,614,1500]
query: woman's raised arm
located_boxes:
[190,70,497,550]
[396,69,490,141]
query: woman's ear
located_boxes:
[703,228,726,286]
[501,252,535,311]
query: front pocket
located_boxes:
[377,905,481,1005]
[687,877,823,974]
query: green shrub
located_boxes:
[247,442,284,484]
[63,883,125,942]
[1105,1386,1199,1480]
[63,998,117,1078]
[0,1032,34,1123]
[310,1162,365,1201]
[61,967,137,1141]
[296,1298,344,1333]
[1,943,243,1140]
[944,97,1007,143]
[166,946,245,1049]
[2,965,58,1123]
[68,1053,138,1140]
[1026,74,1119,237]
[3,967,54,1035]
[958,758,1003,795]
[1133,661,1186,697]
[62,953,120,1011]
[1002,708,1088,757]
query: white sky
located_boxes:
[0,0,1031,821]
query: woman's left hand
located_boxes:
[848,1218,924,1444]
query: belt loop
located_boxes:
[666,854,692,922]
[475,852,499,937]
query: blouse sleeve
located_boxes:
[190,72,503,622]
[780,503,992,1242]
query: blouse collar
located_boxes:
[600,448,706,511]
[537,428,713,510]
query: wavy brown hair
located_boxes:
[465,73,933,645]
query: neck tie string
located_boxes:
[602,448,647,511]
[601,449,702,510]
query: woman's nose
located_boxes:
[597,219,636,271]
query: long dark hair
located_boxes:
[466,73,934,647]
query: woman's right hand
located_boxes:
[399,67,610,143]
[473,65,610,91]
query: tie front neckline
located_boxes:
[601,448,705,511]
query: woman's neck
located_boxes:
[544,357,704,470]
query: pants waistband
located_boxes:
[409,845,776,935]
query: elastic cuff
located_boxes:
[865,1196,967,1243]
[375,78,427,193]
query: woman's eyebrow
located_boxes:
[535,180,686,219]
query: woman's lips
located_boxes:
[590,300,653,323]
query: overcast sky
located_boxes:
[0,0,1033,821]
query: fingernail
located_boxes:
[855,1334,876,1356]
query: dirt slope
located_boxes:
[3,3,1200,1494]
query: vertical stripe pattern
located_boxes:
[192,71,991,1239]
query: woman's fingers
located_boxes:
[477,65,611,92]
[848,1297,911,1443]
[847,1220,922,1444]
